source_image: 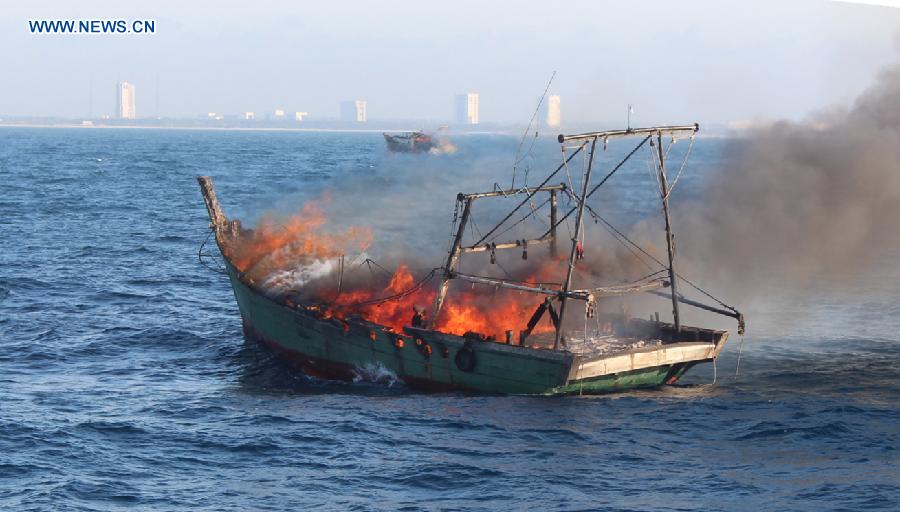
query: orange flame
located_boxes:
[329,263,557,339]
[226,204,558,340]
[225,200,372,278]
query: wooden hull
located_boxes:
[383,133,434,153]
[224,261,727,395]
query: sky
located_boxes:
[1,0,899,125]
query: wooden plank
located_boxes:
[572,341,722,380]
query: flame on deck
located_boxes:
[223,207,557,340]
[331,264,557,338]
[227,200,372,276]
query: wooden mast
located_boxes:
[431,195,472,327]
[655,132,681,332]
[554,138,598,350]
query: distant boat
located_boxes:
[197,122,745,394]
[383,131,435,153]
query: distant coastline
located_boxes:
[0,120,520,137]
[0,118,740,138]
[0,122,423,134]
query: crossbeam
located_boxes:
[572,279,668,298]
[461,184,567,201]
[647,290,745,335]
[460,237,549,254]
[450,272,668,302]
[558,124,699,144]
[452,272,562,296]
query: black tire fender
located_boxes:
[454,341,476,372]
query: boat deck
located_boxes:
[564,333,664,358]
[524,331,663,358]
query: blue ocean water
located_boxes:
[0,127,897,511]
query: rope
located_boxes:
[469,213,484,244]
[493,258,516,281]
[487,196,552,242]
[446,198,462,253]
[569,191,657,272]
[473,142,586,248]
[541,135,651,240]
[735,336,745,377]
[647,143,663,196]
[630,268,669,284]
[564,188,739,314]
[511,71,556,189]
[198,229,227,275]
[664,135,695,200]
[331,268,440,308]
[364,258,395,278]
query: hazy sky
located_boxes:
[2,0,899,125]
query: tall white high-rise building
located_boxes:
[116,82,136,119]
[545,95,561,128]
[340,100,367,122]
[454,93,479,124]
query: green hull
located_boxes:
[225,262,713,395]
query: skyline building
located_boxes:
[116,82,136,119]
[340,100,367,122]
[545,94,561,128]
[454,92,479,124]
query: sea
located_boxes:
[1,127,897,511]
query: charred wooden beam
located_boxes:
[431,197,472,327]
[519,298,560,345]
[558,124,699,144]
[522,300,550,342]
[655,133,681,333]
[197,176,227,229]
[647,290,745,335]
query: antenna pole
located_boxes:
[549,188,558,258]
[655,132,681,333]
[554,137,598,350]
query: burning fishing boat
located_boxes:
[198,123,745,394]
[383,131,436,153]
